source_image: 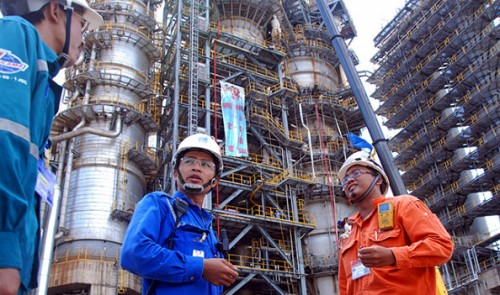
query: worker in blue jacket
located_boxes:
[121,133,239,294]
[0,1,102,294]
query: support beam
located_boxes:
[264,194,282,213]
[225,273,256,295]
[220,71,245,83]
[249,125,282,163]
[256,225,292,266]
[218,189,244,209]
[260,274,286,295]
[221,165,250,178]
[229,224,254,250]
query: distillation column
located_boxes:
[48,1,162,294]
[215,1,310,293]
[279,1,364,293]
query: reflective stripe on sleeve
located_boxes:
[0,118,39,159]
[38,59,48,72]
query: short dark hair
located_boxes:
[22,2,86,25]
[21,3,49,25]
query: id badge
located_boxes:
[35,158,56,206]
[351,260,371,280]
[193,249,205,258]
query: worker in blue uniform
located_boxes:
[0,1,102,294]
[121,133,239,295]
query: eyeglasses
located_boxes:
[61,5,89,33]
[180,157,216,170]
[341,169,373,186]
[73,11,90,33]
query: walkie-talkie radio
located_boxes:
[378,202,394,230]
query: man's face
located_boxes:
[342,165,375,202]
[174,150,218,194]
[65,8,88,67]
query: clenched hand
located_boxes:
[202,258,239,287]
[358,245,396,268]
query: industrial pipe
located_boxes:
[50,113,124,143]
[299,103,315,178]
[316,0,407,195]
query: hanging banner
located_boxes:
[220,82,248,157]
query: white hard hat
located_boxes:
[338,151,390,195]
[173,134,223,176]
[1,0,102,31]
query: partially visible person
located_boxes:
[337,151,453,295]
[0,1,102,294]
[121,133,239,294]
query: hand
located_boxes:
[202,258,239,287]
[358,245,396,268]
[0,268,21,295]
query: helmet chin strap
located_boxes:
[178,172,215,193]
[56,5,73,68]
[346,174,380,205]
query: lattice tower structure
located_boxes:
[369,0,499,294]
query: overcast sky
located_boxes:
[343,0,406,97]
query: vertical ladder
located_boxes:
[118,140,129,211]
[188,0,200,135]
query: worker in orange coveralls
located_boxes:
[337,151,454,295]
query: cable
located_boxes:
[213,19,221,236]
[315,103,339,249]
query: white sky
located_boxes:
[343,0,406,92]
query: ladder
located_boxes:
[188,0,200,135]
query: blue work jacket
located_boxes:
[120,191,224,295]
[0,16,62,293]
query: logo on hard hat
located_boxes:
[198,136,209,143]
[0,48,28,74]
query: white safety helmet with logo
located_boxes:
[173,133,224,176]
[339,151,390,196]
[0,0,102,30]
[0,0,103,67]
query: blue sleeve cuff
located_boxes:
[184,256,204,283]
[0,232,22,269]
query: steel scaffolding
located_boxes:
[369,0,499,294]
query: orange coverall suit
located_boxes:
[338,195,454,295]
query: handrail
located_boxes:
[385,19,497,120]
[226,254,292,272]
[53,247,119,264]
[402,98,498,179]
[424,155,497,206]
[210,51,279,81]
[219,204,316,227]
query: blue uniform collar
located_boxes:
[42,42,62,78]
[8,16,61,77]
[41,39,62,114]
[173,191,215,223]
